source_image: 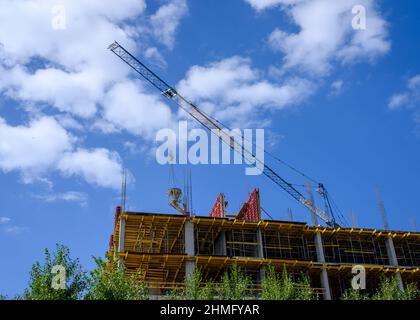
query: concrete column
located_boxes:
[215,231,227,256]
[185,260,195,279]
[320,269,331,300]
[117,215,126,268]
[184,220,195,279]
[314,233,326,262]
[314,232,332,300]
[256,229,264,258]
[385,236,404,291]
[256,229,265,283]
[118,216,126,254]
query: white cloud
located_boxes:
[178,57,256,101]
[0,116,73,181]
[408,75,420,91]
[253,0,390,75]
[91,119,119,134]
[0,116,123,188]
[150,0,188,49]
[0,0,178,127]
[55,114,84,131]
[245,0,304,11]
[0,0,146,66]
[123,141,138,154]
[2,66,103,118]
[388,93,410,110]
[330,80,344,95]
[144,47,167,68]
[0,0,191,189]
[0,217,11,224]
[0,217,26,235]
[58,149,123,189]
[102,81,173,138]
[177,56,314,126]
[0,0,144,119]
[33,191,88,206]
[4,226,28,235]
[388,74,420,111]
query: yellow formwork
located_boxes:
[107,212,420,291]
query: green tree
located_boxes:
[400,283,420,300]
[0,294,7,300]
[23,244,87,300]
[373,275,419,300]
[169,267,214,300]
[341,275,419,300]
[85,257,148,300]
[295,273,316,300]
[261,266,291,300]
[218,264,252,300]
[261,266,315,300]
[166,286,184,300]
[341,288,368,300]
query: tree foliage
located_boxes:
[341,288,369,300]
[23,244,88,300]
[261,266,316,300]
[341,275,419,300]
[15,244,420,301]
[295,272,317,300]
[169,267,214,300]
[373,275,419,300]
[85,256,148,300]
[217,264,252,300]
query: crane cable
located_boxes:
[203,112,320,184]
[261,206,275,220]
[206,111,348,225]
[108,42,343,226]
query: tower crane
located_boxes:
[108,41,341,227]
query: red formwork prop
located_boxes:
[210,193,226,218]
[237,188,261,222]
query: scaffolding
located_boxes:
[321,232,389,265]
[393,236,420,267]
[108,208,420,298]
[112,212,186,254]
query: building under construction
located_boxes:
[108,188,420,300]
[106,42,420,299]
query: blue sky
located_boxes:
[1,0,420,296]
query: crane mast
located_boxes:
[108,41,340,227]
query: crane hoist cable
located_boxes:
[208,114,346,225]
[260,206,275,220]
[108,41,341,227]
[204,108,320,184]
[205,114,347,225]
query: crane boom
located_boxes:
[108,41,339,227]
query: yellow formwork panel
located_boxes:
[111,213,420,253]
[107,212,420,287]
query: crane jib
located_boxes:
[108,41,340,227]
